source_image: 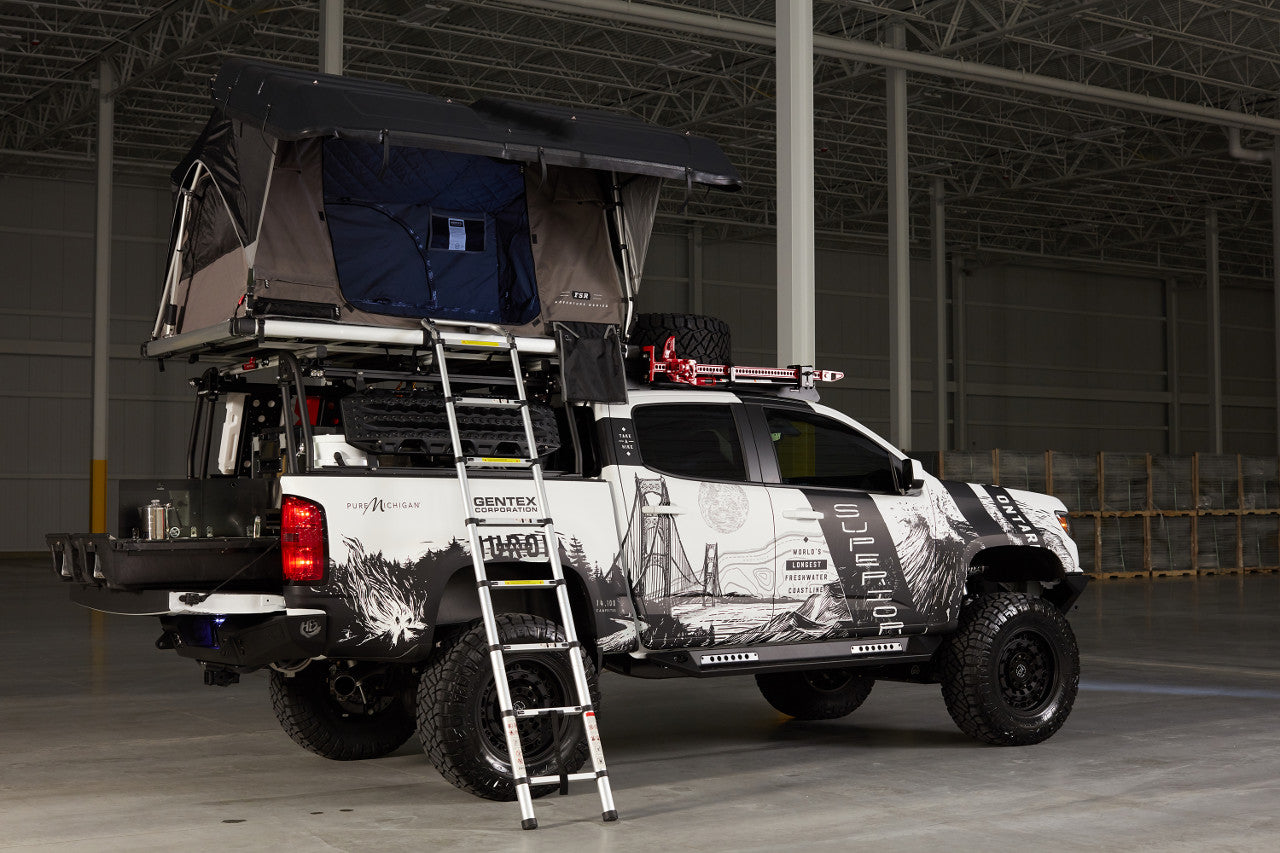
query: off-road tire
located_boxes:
[938,592,1080,746]
[630,313,732,364]
[417,614,600,801]
[269,660,417,760]
[756,669,875,720]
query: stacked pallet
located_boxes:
[929,450,1280,578]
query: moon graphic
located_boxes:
[699,482,749,533]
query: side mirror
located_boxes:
[899,458,926,494]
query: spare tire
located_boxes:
[630,313,731,364]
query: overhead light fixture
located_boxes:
[397,3,452,27]
[660,48,712,69]
[1087,31,1151,55]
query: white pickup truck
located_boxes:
[49,311,1087,802]
[48,60,1086,806]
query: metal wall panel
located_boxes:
[0,171,184,550]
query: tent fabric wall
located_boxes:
[514,165,625,333]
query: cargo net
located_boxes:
[998,450,1046,493]
[340,390,560,458]
[1151,455,1194,512]
[942,451,993,483]
[1049,453,1099,512]
[1197,455,1239,510]
[1241,515,1280,568]
[1101,453,1148,512]
[1099,515,1145,573]
[1150,515,1194,573]
[1197,515,1239,570]
[1241,456,1280,511]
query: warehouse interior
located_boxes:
[2,1,1279,849]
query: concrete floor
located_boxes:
[2,560,1278,852]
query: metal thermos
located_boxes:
[145,499,167,540]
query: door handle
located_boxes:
[642,505,687,516]
[782,509,825,521]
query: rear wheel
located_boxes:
[938,592,1080,745]
[417,614,599,801]
[269,660,417,760]
[756,668,874,720]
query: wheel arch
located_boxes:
[432,561,599,656]
[967,544,1087,612]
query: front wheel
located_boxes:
[417,614,599,801]
[269,660,418,760]
[938,592,1080,746]
[756,668,874,720]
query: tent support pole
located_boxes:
[610,173,640,334]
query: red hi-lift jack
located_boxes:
[643,336,844,389]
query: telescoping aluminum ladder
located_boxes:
[426,318,618,831]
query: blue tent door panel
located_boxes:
[323,200,434,314]
[321,140,540,324]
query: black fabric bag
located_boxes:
[554,322,627,403]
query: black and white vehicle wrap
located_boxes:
[274,388,1078,666]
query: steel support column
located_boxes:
[932,176,946,450]
[887,23,910,448]
[91,60,114,533]
[320,0,344,75]
[951,253,968,450]
[776,0,814,366]
[1207,209,1223,454]
[1165,278,1180,455]
[1273,139,1280,456]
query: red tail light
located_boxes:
[281,496,326,582]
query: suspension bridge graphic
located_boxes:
[614,476,722,601]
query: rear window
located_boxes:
[632,404,747,481]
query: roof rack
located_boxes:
[141,317,558,364]
[643,337,843,391]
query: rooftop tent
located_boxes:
[153,59,740,341]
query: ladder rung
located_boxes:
[471,518,551,528]
[452,396,525,409]
[528,772,603,786]
[502,641,574,653]
[438,332,513,351]
[465,456,534,468]
[487,579,562,588]
[514,705,587,718]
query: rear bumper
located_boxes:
[160,611,328,671]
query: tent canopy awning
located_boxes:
[204,58,742,189]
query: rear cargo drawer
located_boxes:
[47,533,280,591]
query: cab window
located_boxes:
[764,408,896,493]
[632,404,747,481]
